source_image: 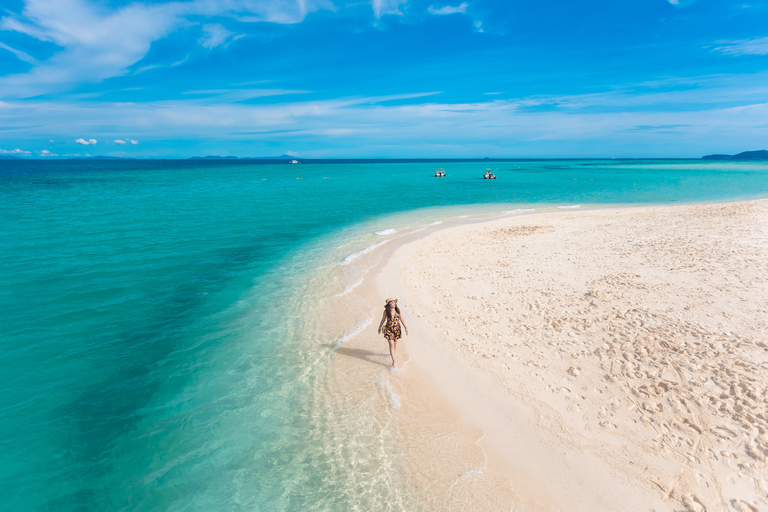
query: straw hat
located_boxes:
[385,297,397,305]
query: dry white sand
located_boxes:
[366,200,768,511]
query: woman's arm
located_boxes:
[399,314,408,335]
[377,310,387,333]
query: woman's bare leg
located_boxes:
[388,339,396,367]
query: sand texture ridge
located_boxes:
[374,201,768,511]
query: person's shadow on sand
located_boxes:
[328,345,390,368]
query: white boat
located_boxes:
[289,159,300,164]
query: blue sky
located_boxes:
[1,0,767,158]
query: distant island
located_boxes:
[702,150,768,160]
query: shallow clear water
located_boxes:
[1,159,767,510]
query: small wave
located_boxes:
[503,208,536,214]
[335,276,365,297]
[379,376,401,408]
[429,221,443,226]
[558,205,581,209]
[376,228,397,235]
[458,215,468,218]
[340,239,389,265]
[456,430,487,480]
[336,316,372,347]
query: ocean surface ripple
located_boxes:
[1,158,767,510]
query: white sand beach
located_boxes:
[334,200,768,511]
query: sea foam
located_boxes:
[457,430,488,479]
[504,208,536,214]
[335,276,365,297]
[336,316,373,347]
[340,239,389,265]
[378,376,401,408]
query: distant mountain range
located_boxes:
[702,150,768,160]
[0,154,298,160]
[188,155,296,160]
[64,155,298,160]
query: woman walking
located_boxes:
[378,297,408,368]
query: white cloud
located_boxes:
[0,0,183,98]
[171,54,190,67]
[38,149,58,156]
[3,72,768,157]
[713,37,768,56]
[199,23,242,49]
[372,0,407,18]
[182,88,311,101]
[0,42,39,64]
[135,64,162,74]
[129,140,139,145]
[428,3,468,15]
[0,0,334,98]
[75,138,97,145]
[473,20,483,32]
[114,139,127,145]
[667,0,697,7]
[204,0,333,24]
[0,148,31,154]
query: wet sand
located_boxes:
[339,200,768,511]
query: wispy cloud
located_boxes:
[667,0,697,8]
[182,88,311,101]
[75,138,97,145]
[372,0,407,18]
[0,0,183,98]
[338,91,442,106]
[0,42,39,64]
[114,139,127,145]
[0,0,335,98]
[219,0,334,24]
[199,23,243,49]
[713,36,768,56]
[3,73,768,157]
[428,3,468,15]
[171,54,190,67]
[135,64,163,74]
[38,149,58,156]
[0,147,31,154]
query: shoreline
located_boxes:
[331,199,768,510]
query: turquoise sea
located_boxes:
[1,159,767,511]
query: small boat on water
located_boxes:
[289,159,300,164]
[484,168,496,180]
[435,168,445,177]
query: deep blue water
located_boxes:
[1,159,767,510]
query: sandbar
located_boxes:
[361,201,768,511]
